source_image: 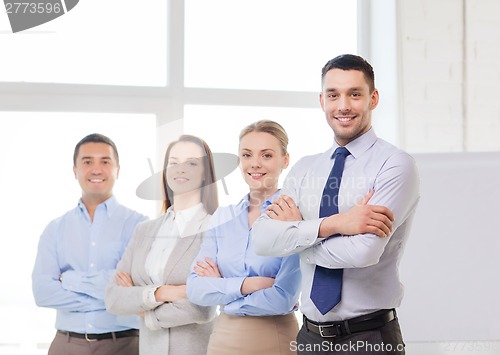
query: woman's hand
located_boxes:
[240,276,275,295]
[266,195,303,221]
[194,257,222,278]
[154,285,187,303]
[116,272,134,287]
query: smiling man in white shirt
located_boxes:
[252,54,420,355]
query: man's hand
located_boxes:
[266,195,303,221]
[193,257,222,278]
[319,190,395,238]
[240,276,275,295]
[116,272,134,287]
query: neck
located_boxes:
[173,189,201,212]
[248,187,278,209]
[81,194,111,221]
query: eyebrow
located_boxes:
[325,87,364,92]
[168,156,202,161]
[240,148,277,153]
[80,156,112,160]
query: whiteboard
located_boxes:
[398,152,500,341]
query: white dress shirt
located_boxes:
[143,203,206,333]
[253,128,420,322]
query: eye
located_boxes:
[328,93,338,99]
[83,160,91,165]
[263,153,273,159]
[241,153,251,158]
[189,161,198,166]
[351,92,361,98]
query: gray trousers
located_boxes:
[48,331,139,355]
[296,318,405,355]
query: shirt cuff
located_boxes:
[225,276,246,301]
[282,219,323,253]
[142,286,163,309]
[60,270,81,292]
[144,310,161,331]
[222,298,244,316]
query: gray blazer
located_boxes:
[105,211,216,355]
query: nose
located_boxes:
[338,96,351,112]
[250,156,261,168]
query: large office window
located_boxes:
[0,0,167,86]
[0,1,359,353]
[185,0,357,91]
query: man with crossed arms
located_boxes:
[253,54,419,354]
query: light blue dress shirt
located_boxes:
[186,192,301,317]
[32,196,147,334]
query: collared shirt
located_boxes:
[145,203,205,284]
[186,192,301,317]
[252,128,420,322]
[32,196,147,334]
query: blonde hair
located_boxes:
[239,120,289,155]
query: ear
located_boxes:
[73,165,77,179]
[116,164,120,179]
[370,89,379,110]
[319,92,326,112]
[282,153,290,170]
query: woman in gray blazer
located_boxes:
[105,135,219,355]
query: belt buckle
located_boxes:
[85,333,98,342]
[318,324,337,338]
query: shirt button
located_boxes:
[90,263,95,268]
[88,324,93,328]
[91,242,96,247]
[306,258,310,262]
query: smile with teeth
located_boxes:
[336,116,355,122]
[89,178,104,183]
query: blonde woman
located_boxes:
[187,120,301,354]
[106,135,218,354]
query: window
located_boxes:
[0,0,167,86]
[0,112,156,354]
[185,0,357,91]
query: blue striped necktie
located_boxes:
[310,146,351,315]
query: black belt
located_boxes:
[58,329,139,342]
[304,309,396,338]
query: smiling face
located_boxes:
[73,142,119,205]
[320,68,379,146]
[239,131,289,196]
[165,141,206,198]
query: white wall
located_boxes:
[398,0,500,153]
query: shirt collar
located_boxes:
[330,127,378,160]
[77,195,118,218]
[240,189,282,214]
[165,203,206,238]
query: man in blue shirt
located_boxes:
[32,133,147,355]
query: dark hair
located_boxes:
[161,135,219,214]
[73,133,119,165]
[321,54,375,93]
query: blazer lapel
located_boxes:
[137,216,164,285]
[162,210,210,283]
